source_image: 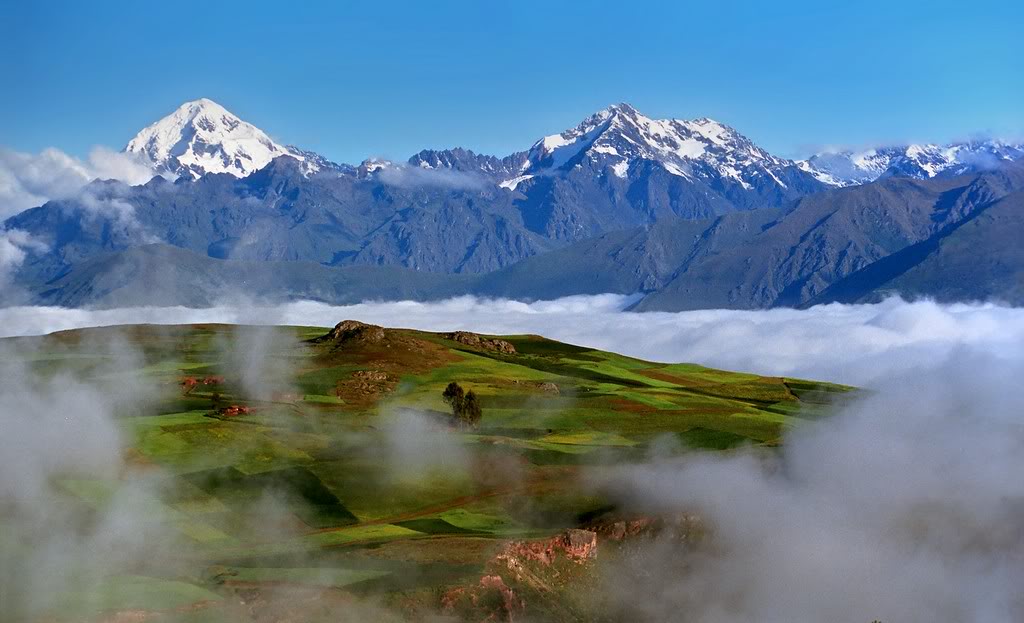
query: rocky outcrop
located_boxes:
[317,320,386,344]
[441,529,598,621]
[441,575,524,622]
[445,331,517,354]
[510,379,561,394]
[586,512,705,543]
[495,529,597,568]
[331,369,399,406]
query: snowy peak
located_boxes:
[124,98,322,179]
[515,103,806,191]
[800,140,1024,187]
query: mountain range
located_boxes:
[4,99,1023,309]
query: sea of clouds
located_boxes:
[1,294,1021,387]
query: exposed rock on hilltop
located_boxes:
[445,331,517,354]
[316,320,386,345]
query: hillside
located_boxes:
[2,322,849,621]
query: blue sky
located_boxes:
[2,0,1022,163]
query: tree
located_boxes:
[442,382,465,410]
[461,391,482,427]
[441,382,483,428]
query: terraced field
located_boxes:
[1,321,850,621]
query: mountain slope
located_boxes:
[474,210,780,299]
[406,104,826,241]
[4,155,556,285]
[634,164,1024,310]
[806,188,1024,305]
[30,243,474,308]
[11,164,1024,309]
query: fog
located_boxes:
[596,347,1024,622]
[2,294,1023,621]
[0,334,182,619]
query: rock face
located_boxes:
[445,331,517,354]
[441,529,598,621]
[493,529,598,568]
[562,529,598,560]
[317,320,386,345]
[441,575,525,622]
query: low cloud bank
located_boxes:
[1,295,1021,387]
[376,163,488,190]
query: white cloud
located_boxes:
[376,163,488,190]
[0,295,1020,388]
[0,228,48,296]
[0,146,157,220]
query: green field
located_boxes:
[1,322,851,621]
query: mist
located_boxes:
[375,163,489,190]
[0,333,184,620]
[2,295,1023,620]
[596,346,1024,622]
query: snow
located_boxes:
[801,137,1024,187]
[499,174,534,190]
[673,138,706,159]
[689,118,730,146]
[539,133,573,152]
[518,103,796,192]
[124,98,315,179]
[905,144,926,158]
[362,159,394,173]
[719,165,752,189]
[797,160,847,186]
[592,144,621,156]
[661,162,690,178]
[762,165,788,189]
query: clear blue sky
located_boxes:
[2,0,1022,163]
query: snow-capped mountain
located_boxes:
[498,103,815,193]
[124,98,328,179]
[799,140,1024,187]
